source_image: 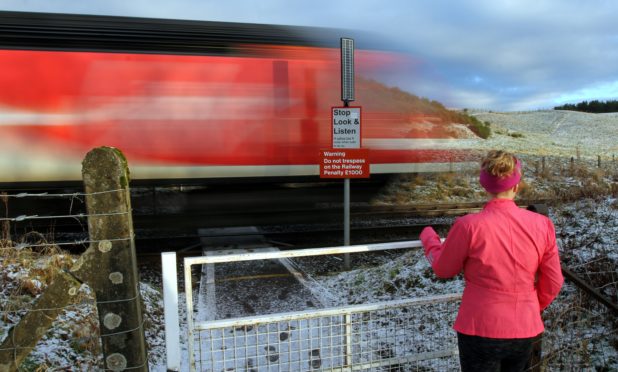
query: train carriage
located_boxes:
[0,11,477,188]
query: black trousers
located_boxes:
[457,332,540,372]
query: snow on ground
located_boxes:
[1,110,618,370]
[469,110,618,158]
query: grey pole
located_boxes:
[344,177,351,269]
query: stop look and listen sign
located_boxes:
[320,106,369,178]
[332,107,361,149]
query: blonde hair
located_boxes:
[481,150,517,178]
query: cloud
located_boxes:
[2,0,618,111]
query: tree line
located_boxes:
[554,99,618,113]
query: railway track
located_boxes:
[133,200,547,252]
[131,202,484,231]
[131,201,487,252]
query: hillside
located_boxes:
[468,110,618,158]
[357,79,490,138]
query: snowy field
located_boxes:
[470,109,618,159]
[1,109,618,370]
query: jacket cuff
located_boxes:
[420,227,438,251]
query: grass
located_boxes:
[375,154,618,205]
[0,206,103,368]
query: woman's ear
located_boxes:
[513,183,520,193]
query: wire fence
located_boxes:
[534,281,618,370]
[3,179,618,370]
[1,190,105,369]
[0,188,129,250]
[1,167,148,372]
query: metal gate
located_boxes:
[167,241,462,371]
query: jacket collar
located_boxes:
[483,198,517,210]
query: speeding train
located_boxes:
[0,11,477,188]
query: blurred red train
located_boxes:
[0,11,476,187]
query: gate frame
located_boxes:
[163,239,460,371]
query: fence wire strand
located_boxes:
[3,189,126,198]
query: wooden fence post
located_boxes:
[73,147,148,371]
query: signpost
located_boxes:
[319,37,369,269]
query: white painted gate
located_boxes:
[163,241,462,371]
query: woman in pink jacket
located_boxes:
[420,150,563,371]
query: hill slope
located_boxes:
[468,110,618,158]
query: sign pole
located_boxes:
[343,100,351,269]
[344,177,350,267]
[341,37,354,270]
[320,38,369,271]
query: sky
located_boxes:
[2,0,617,112]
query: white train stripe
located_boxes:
[0,96,276,125]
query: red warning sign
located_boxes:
[319,149,370,178]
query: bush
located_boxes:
[464,115,491,139]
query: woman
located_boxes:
[420,150,563,371]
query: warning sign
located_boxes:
[319,149,370,178]
[332,107,361,149]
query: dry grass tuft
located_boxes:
[1,229,102,362]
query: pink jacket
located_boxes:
[420,198,564,338]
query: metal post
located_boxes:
[184,259,196,371]
[162,252,181,372]
[340,37,354,270]
[343,98,351,269]
[344,313,353,367]
[344,177,351,269]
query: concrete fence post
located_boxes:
[0,147,148,371]
[73,147,148,371]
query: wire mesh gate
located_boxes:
[182,242,462,371]
[191,294,461,371]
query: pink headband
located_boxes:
[479,158,522,193]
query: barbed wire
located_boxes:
[0,236,132,251]
[97,292,140,305]
[1,189,127,199]
[0,210,130,223]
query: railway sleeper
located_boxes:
[195,227,323,321]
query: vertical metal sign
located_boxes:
[341,38,355,103]
[341,37,354,269]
